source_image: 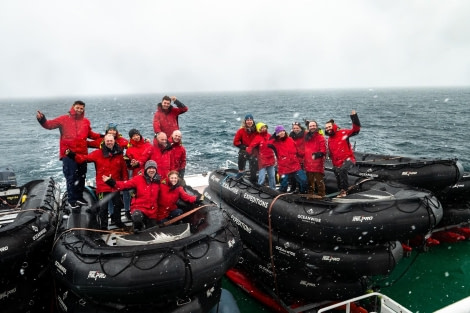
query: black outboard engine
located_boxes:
[0,167,20,208]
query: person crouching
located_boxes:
[157,171,203,225]
[103,160,160,231]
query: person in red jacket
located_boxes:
[36,100,101,208]
[123,128,153,220]
[233,114,258,182]
[126,129,153,177]
[87,122,128,150]
[157,171,202,224]
[289,121,307,192]
[169,130,187,180]
[325,110,361,198]
[268,125,307,193]
[153,95,188,140]
[103,160,161,231]
[247,122,276,189]
[151,132,173,179]
[303,120,327,198]
[67,134,128,229]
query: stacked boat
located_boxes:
[204,167,443,310]
[342,152,470,243]
[51,185,242,313]
[0,167,61,313]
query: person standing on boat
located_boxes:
[268,125,307,193]
[103,160,161,231]
[169,130,187,181]
[157,171,202,225]
[66,134,128,229]
[153,95,188,140]
[246,122,276,189]
[289,121,307,192]
[36,100,101,208]
[151,132,173,179]
[233,114,258,182]
[303,120,327,198]
[325,110,361,198]
[87,122,128,150]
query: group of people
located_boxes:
[36,96,201,231]
[233,110,361,198]
[37,97,360,231]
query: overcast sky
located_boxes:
[1,0,469,98]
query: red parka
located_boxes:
[38,106,101,159]
[233,126,257,149]
[126,138,153,177]
[268,136,301,175]
[153,100,188,138]
[151,143,173,179]
[290,130,306,166]
[74,145,128,193]
[327,114,361,167]
[157,182,196,221]
[169,139,187,173]
[247,132,275,169]
[113,174,160,219]
[303,131,326,173]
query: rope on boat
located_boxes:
[267,191,292,300]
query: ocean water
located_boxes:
[1,87,470,312]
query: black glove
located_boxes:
[238,144,247,150]
[37,114,46,124]
[66,150,76,159]
[104,177,116,187]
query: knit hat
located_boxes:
[245,114,254,121]
[144,160,157,170]
[275,125,286,135]
[129,128,141,138]
[256,122,267,132]
[106,123,118,132]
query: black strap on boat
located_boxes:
[267,192,291,300]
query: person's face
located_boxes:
[157,135,167,146]
[73,104,85,115]
[292,125,302,133]
[168,174,179,185]
[107,129,117,137]
[104,136,115,149]
[278,130,286,138]
[308,122,318,132]
[146,167,156,177]
[162,99,171,110]
[172,133,182,143]
[245,119,254,127]
[131,134,141,141]
[260,126,267,133]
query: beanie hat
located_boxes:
[275,125,286,135]
[106,122,118,132]
[144,160,157,170]
[244,114,254,121]
[256,122,267,132]
[129,128,141,138]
